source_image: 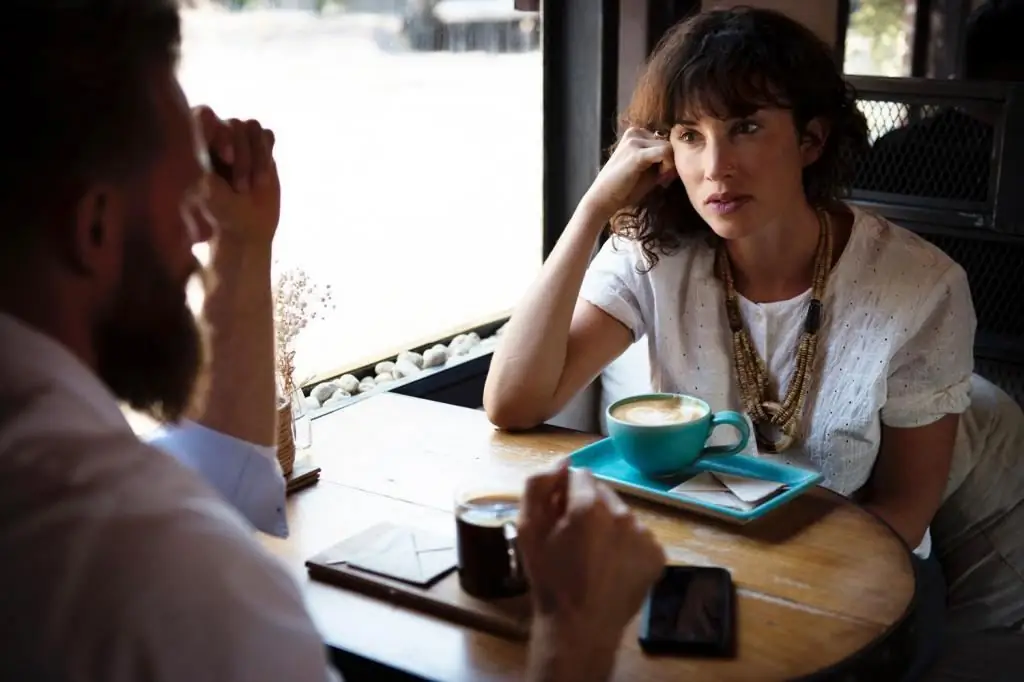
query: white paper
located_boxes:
[713,471,786,503]
[670,471,726,493]
[668,471,785,511]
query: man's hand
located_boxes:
[187,104,280,448]
[194,105,281,247]
[519,464,666,682]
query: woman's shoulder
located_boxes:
[843,203,967,291]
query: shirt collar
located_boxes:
[0,311,131,433]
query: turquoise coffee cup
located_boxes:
[606,393,751,478]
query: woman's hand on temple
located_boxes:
[580,126,676,223]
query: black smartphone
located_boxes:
[637,565,736,657]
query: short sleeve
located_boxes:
[881,263,976,428]
[578,235,649,341]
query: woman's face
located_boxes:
[669,107,824,241]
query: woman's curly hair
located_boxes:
[610,6,870,270]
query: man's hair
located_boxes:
[0,1,182,237]
[611,6,869,270]
[964,0,1024,80]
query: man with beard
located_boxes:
[0,2,666,681]
[136,102,292,539]
[95,98,292,539]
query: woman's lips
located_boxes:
[705,195,751,215]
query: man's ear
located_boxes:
[800,118,831,167]
[69,186,126,276]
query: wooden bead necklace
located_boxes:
[716,210,833,453]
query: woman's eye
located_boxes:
[678,130,698,143]
[735,120,760,135]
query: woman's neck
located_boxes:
[724,202,824,303]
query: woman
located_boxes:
[484,7,973,674]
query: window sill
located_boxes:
[302,316,507,418]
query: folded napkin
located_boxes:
[318,523,457,587]
[668,471,786,511]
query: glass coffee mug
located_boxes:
[453,482,528,599]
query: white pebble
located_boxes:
[393,358,421,379]
[423,346,448,368]
[375,371,394,383]
[323,392,350,408]
[397,350,424,369]
[337,374,360,394]
[466,332,481,346]
[358,377,376,393]
[375,360,396,375]
[304,396,322,410]
[311,381,339,404]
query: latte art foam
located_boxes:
[611,398,706,426]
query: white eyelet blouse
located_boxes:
[579,203,977,558]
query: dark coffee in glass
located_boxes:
[455,492,527,599]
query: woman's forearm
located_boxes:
[483,202,610,429]
[864,501,930,550]
[865,416,960,550]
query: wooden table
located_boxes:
[262,393,918,682]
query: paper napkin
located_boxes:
[318,522,457,587]
[669,472,785,511]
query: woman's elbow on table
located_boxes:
[483,388,553,431]
[483,355,561,430]
[485,304,634,431]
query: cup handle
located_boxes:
[503,522,525,585]
[701,410,751,457]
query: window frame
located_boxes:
[306,0,622,416]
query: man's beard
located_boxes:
[95,226,211,424]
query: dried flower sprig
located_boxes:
[273,265,335,400]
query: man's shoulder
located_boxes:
[0,425,278,603]
[79,478,333,682]
[0,427,333,681]
[1,421,233,516]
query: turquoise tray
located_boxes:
[566,438,824,524]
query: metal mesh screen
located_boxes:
[852,100,997,203]
[918,233,1024,343]
[844,78,1023,396]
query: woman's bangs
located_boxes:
[667,62,791,124]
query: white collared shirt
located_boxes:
[0,313,340,681]
[148,419,289,537]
